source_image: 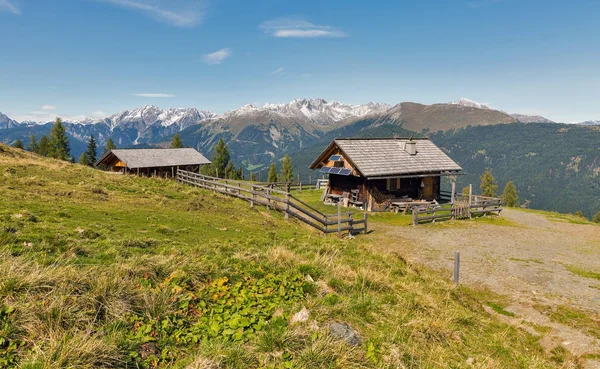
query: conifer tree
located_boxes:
[86,135,97,166]
[104,138,116,153]
[236,166,244,180]
[29,135,38,153]
[502,181,519,207]
[250,172,256,182]
[480,168,498,197]
[49,118,70,160]
[280,154,294,182]
[38,136,51,157]
[12,139,24,149]
[225,162,235,179]
[267,162,278,183]
[78,152,90,166]
[171,133,183,148]
[212,138,230,178]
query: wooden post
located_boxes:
[171,167,174,178]
[451,181,456,205]
[267,188,271,210]
[348,213,354,235]
[285,192,290,219]
[337,201,342,238]
[412,209,418,226]
[363,212,368,234]
[324,215,328,236]
[454,251,460,287]
[299,182,303,192]
[250,185,255,208]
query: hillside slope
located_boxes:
[0,144,579,368]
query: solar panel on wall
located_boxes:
[338,169,352,176]
[319,167,331,173]
[328,155,342,161]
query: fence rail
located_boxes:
[177,170,366,236]
[413,197,504,225]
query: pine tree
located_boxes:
[212,138,230,178]
[225,162,235,179]
[49,118,70,160]
[38,136,51,157]
[480,168,498,197]
[236,166,244,180]
[12,139,24,149]
[86,135,97,166]
[267,162,278,183]
[280,154,294,182]
[104,138,116,153]
[29,135,38,153]
[250,172,256,182]
[593,212,600,223]
[502,181,519,207]
[171,133,183,148]
[78,153,90,166]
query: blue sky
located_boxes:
[0,0,598,122]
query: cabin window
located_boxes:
[386,178,401,191]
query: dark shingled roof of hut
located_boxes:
[96,148,211,169]
[310,138,462,178]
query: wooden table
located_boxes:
[391,201,435,214]
[327,194,342,203]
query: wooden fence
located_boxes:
[177,170,367,236]
[413,195,503,225]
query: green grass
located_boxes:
[563,265,600,281]
[517,207,596,225]
[485,302,516,317]
[0,145,583,368]
[509,258,544,264]
[534,304,600,340]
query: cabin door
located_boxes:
[423,177,434,200]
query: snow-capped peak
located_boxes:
[224,98,391,124]
[449,98,491,110]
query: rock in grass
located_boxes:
[290,307,309,324]
[329,322,361,346]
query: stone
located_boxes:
[290,307,309,324]
[329,322,361,346]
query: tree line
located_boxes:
[199,138,295,183]
[12,117,117,166]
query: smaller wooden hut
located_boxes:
[309,138,463,212]
[95,148,211,177]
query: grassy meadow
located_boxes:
[0,144,583,368]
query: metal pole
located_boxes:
[454,251,460,287]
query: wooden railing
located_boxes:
[413,197,503,225]
[177,170,367,236]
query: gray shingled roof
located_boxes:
[97,148,210,169]
[317,138,462,178]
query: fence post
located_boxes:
[337,201,342,238]
[349,213,354,235]
[250,185,255,208]
[451,181,456,205]
[364,212,368,234]
[412,209,418,226]
[299,182,302,192]
[285,192,290,219]
[468,184,473,219]
[267,188,271,210]
[454,251,460,287]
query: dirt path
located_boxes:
[372,209,600,367]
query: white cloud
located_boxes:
[134,93,175,97]
[0,0,20,15]
[260,18,346,38]
[100,0,204,27]
[269,67,285,76]
[42,105,56,111]
[202,48,231,65]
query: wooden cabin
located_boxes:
[95,148,211,177]
[309,138,463,212]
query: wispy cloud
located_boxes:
[202,48,231,65]
[42,105,56,111]
[269,67,285,76]
[260,18,346,38]
[134,93,176,97]
[100,0,205,27]
[0,0,20,15]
